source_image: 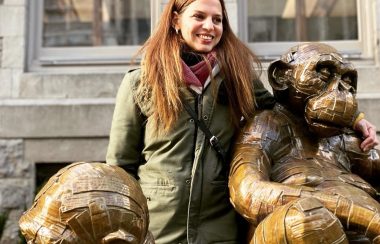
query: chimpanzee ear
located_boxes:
[267,59,292,91]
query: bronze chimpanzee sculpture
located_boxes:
[19,162,154,244]
[229,43,380,243]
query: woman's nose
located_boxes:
[203,18,214,30]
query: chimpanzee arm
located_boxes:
[344,133,380,183]
[229,112,380,240]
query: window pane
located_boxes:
[247,0,358,42]
[43,0,150,47]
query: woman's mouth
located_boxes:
[198,34,213,40]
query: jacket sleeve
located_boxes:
[253,79,276,109]
[106,70,145,178]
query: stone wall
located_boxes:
[0,0,380,243]
[0,0,30,243]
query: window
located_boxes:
[239,0,375,60]
[28,0,152,70]
[28,0,375,70]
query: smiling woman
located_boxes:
[106,0,277,243]
[172,0,223,53]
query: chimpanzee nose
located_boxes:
[327,76,355,94]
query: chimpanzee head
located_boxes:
[19,162,152,244]
[268,43,358,137]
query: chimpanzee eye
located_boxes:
[342,75,351,83]
[318,67,331,81]
[341,73,356,86]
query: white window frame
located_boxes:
[238,0,376,61]
[28,0,376,71]
[27,0,156,71]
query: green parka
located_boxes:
[106,68,275,244]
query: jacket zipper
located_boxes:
[186,92,203,243]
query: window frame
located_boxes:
[27,0,155,71]
[27,0,376,71]
[237,0,376,61]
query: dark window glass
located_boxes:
[248,0,358,42]
[43,0,150,47]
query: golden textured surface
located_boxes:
[268,43,358,137]
[19,162,154,244]
[229,43,380,243]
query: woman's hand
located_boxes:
[354,118,379,151]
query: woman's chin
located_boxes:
[190,45,214,53]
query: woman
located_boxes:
[106,0,378,243]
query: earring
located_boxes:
[175,28,179,34]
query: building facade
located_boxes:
[0,0,379,242]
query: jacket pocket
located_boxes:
[141,184,177,215]
[141,183,176,197]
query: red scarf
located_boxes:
[182,52,217,88]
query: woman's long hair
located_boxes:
[137,0,261,133]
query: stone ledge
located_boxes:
[19,72,124,99]
[0,96,379,139]
[24,138,109,163]
[18,65,380,98]
[0,98,115,138]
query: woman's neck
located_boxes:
[181,51,204,66]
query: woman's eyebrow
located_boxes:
[192,10,222,18]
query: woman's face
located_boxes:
[173,0,223,53]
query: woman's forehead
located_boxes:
[180,0,223,13]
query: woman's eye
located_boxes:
[213,17,222,24]
[193,14,204,20]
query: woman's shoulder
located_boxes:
[122,68,142,86]
[127,67,141,76]
[120,68,153,116]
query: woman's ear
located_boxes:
[267,59,292,91]
[172,11,180,31]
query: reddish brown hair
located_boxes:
[137,0,261,133]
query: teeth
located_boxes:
[199,35,212,40]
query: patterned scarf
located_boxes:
[181,52,217,88]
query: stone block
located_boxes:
[0,209,24,244]
[11,69,22,98]
[0,179,31,210]
[358,94,380,129]
[0,139,31,178]
[0,98,115,138]
[356,67,380,94]
[0,69,12,98]
[2,36,25,69]
[19,72,123,98]
[25,138,109,163]
[3,0,25,5]
[0,6,25,36]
